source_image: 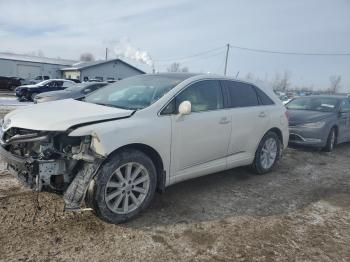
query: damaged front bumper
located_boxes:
[0,129,105,211]
[0,144,46,189]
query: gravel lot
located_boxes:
[0,99,349,261]
[1,145,350,261]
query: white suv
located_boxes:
[0,73,288,223]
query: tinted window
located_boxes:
[176,80,223,112]
[255,87,274,105]
[161,99,176,115]
[55,81,63,87]
[224,81,259,107]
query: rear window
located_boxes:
[255,87,274,105]
[223,80,259,108]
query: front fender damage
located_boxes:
[0,126,107,212]
[63,159,103,211]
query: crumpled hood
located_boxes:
[288,109,335,126]
[3,99,134,131]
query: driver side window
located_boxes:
[175,80,223,113]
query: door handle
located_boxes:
[259,112,267,118]
[219,117,230,124]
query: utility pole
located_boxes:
[105,48,108,60]
[224,43,230,76]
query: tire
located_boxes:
[251,131,281,175]
[323,128,336,152]
[30,93,38,101]
[87,149,157,224]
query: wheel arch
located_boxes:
[106,143,166,193]
[268,127,283,144]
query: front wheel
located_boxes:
[87,149,157,224]
[323,128,336,152]
[251,131,281,174]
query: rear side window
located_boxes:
[176,80,223,112]
[223,80,259,108]
[254,87,274,105]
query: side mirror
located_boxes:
[178,101,191,115]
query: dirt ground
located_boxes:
[0,144,350,261]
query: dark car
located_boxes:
[34,82,108,103]
[0,76,26,91]
[287,95,350,151]
[15,79,76,101]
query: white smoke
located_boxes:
[113,37,153,67]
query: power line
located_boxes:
[229,44,350,56]
[154,45,226,62]
[155,49,225,65]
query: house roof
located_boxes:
[0,52,76,66]
[60,58,146,73]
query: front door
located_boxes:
[170,80,231,183]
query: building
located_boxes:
[60,59,146,82]
[0,52,75,79]
[0,53,147,82]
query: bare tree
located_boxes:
[37,50,45,57]
[181,66,189,73]
[244,72,255,81]
[329,75,341,94]
[80,53,95,62]
[167,62,188,72]
[272,71,291,92]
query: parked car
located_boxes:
[0,76,27,91]
[287,95,350,151]
[29,75,50,84]
[0,73,288,223]
[279,95,292,105]
[15,79,76,101]
[34,82,108,103]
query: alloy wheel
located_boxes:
[260,138,278,169]
[330,130,335,151]
[105,162,150,214]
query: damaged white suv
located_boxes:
[0,73,288,223]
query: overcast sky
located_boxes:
[0,0,349,91]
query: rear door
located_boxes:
[221,80,272,165]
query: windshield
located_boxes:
[84,75,184,110]
[286,97,340,112]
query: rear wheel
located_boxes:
[323,128,336,152]
[87,149,157,224]
[251,131,281,174]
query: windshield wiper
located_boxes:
[93,102,132,110]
